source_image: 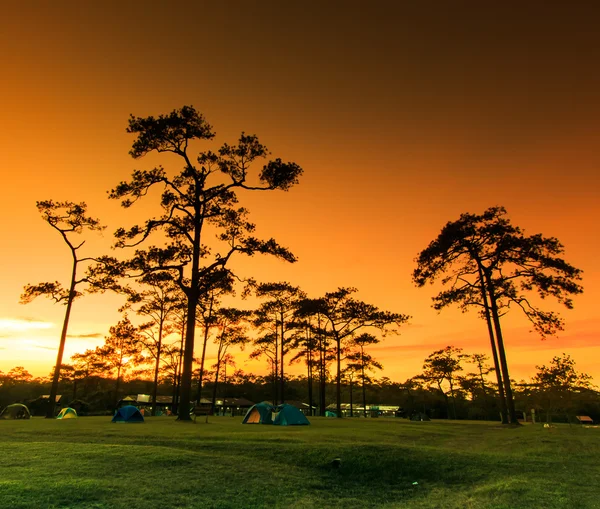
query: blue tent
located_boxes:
[273,404,310,426]
[242,402,275,424]
[112,405,144,423]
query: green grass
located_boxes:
[1,417,599,508]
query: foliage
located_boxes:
[530,353,594,423]
[413,206,584,424]
[20,200,116,418]
[109,105,303,420]
[315,287,409,417]
[250,281,306,404]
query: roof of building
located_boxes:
[215,397,255,407]
[284,400,317,410]
[121,395,174,405]
[40,395,62,402]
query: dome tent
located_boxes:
[0,403,31,420]
[57,407,78,419]
[112,405,144,423]
[242,402,275,424]
[273,404,310,426]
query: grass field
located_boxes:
[0,416,598,508]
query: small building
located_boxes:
[326,403,400,417]
[27,395,63,416]
[576,415,594,424]
[118,394,177,415]
[214,398,255,416]
[283,400,317,416]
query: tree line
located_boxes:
[1,350,596,424]
[18,106,585,424]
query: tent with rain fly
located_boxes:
[112,405,144,423]
[273,404,310,426]
[0,403,31,420]
[57,407,78,419]
[242,402,275,424]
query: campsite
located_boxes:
[1,415,598,508]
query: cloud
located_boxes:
[67,333,103,339]
[0,317,54,332]
[32,343,57,351]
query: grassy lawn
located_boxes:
[0,416,598,508]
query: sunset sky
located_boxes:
[1,2,599,385]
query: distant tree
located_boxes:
[70,349,110,395]
[20,201,115,418]
[460,353,496,418]
[253,282,305,403]
[209,308,249,413]
[341,363,359,417]
[121,273,181,415]
[413,206,583,424]
[46,364,79,401]
[249,332,279,405]
[109,105,302,420]
[5,366,34,385]
[346,333,383,417]
[195,270,235,405]
[420,346,466,419]
[289,317,321,416]
[168,296,188,413]
[532,353,593,423]
[294,298,335,416]
[315,288,408,418]
[95,317,144,407]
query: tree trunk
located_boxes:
[151,319,164,416]
[477,264,508,423]
[211,360,221,415]
[196,293,214,405]
[307,342,314,416]
[177,291,198,420]
[115,362,122,410]
[449,381,457,419]
[362,362,367,418]
[438,381,451,419]
[485,274,520,425]
[177,209,203,421]
[273,323,279,405]
[319,331,326,416]
[336,336,342,418]
[349,379,353,417]
[172,317,185,413]
[280,313,285,404]
[47,255,78,419]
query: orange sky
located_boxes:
[1,2,599,384]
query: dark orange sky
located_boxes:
[1,2,599,383]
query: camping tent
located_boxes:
[0,403,31,420]
[57,407,78,419]
[112,405,144,423]
[273,404,310,426]
[242,402,275,424]
[325,411,337,418]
